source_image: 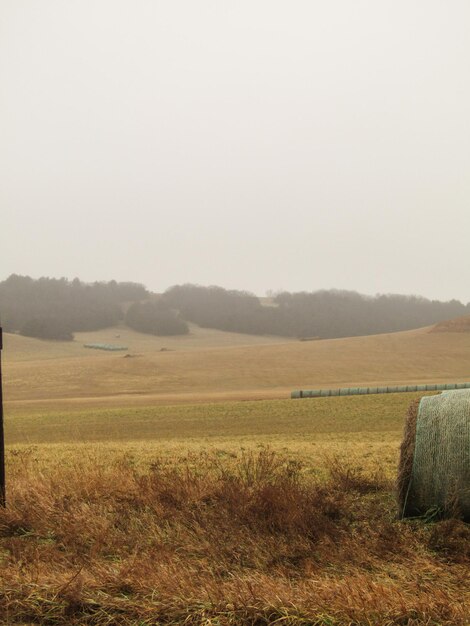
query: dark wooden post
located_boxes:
[0,327,5,506]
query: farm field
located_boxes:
[3,323,288,362]
[4,322,470,412]
[5,393,416,482]
[2,392,470,625]
[1,324,470,624]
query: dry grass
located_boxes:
[397,399,420,519]
[0,448,468,625]
[431,315,470,333]
[3,324,470,623]
[3,323,287,363]
[5,324,470,409]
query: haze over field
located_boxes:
[2,1,470,300]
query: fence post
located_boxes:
[0,327,5,506]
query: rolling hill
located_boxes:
[3,319,470,412]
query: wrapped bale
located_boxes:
[398,390,470,520]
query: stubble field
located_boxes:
[1,325,469,624]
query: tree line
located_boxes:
[0,275,468,341]
[0,275,188,340]
[163,284,469,339]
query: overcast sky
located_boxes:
[1,1,469,301]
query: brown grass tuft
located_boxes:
[427,518,470,562]
[397,398,420,518]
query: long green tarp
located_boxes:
[291,382,470,399]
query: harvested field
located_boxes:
[4,393,431,447]
[1,325,470,624]
[5,324,470,411]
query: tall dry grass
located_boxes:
[0,448,468,625]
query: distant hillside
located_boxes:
[3,322,288,363]
[431,315,470,332]
[6,323,470,409]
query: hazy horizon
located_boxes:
[2,1,470,301]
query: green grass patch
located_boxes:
[4,392,427,445]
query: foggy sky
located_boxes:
[1,1,470,301]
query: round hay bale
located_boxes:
[398,390,470,520]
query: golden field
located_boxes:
[1,323,469,624]
[4,322,470,411]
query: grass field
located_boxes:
[6,393,415,479]
[1,324,469,624]
[2,391,470,624]
[4,323,287,362]
[4,323,470,411]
